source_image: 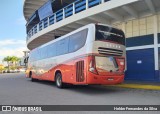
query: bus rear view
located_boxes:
[86,24,126,85]
[26,23,126,88]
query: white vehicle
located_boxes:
[26,23,126,88]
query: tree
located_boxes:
[3,56,20,71]
[3,56,12,71]
[11,56,20,67]
[0,64,4,73]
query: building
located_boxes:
[23,0,160,82]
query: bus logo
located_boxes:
[2,106,11,111]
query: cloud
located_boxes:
[0,47,27,57]
[16,17,26,25]
[0,39,29,64]
[0,39,25,47]
[0,47,28,65]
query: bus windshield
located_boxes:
[95,25,125,45]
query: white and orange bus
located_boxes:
[26,23,126,88]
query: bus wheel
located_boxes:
[30,72,37,82]
[55,73,64,88]
[31,77,37,82]
[29,71,32,78]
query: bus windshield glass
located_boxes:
[95,25,125,45]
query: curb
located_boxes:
[107,84,160,90]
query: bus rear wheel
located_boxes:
[55,73,64,88]
[30,72,38,82]
[31,77,37,82]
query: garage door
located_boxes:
[125,48,155,81]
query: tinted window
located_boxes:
[47,43,56,58]
[36,49,40,60]
[69,29,88,53]
[56,38,69,56]
[29,51,33,62]
[96,25,125,45]
[31,49,37,61]
[29,29,88,62]
[40,46,48,59]
[29,49,41,62]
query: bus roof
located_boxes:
[32,23,122,51]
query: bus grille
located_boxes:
[76,61,84,82]
[98,47,123,56]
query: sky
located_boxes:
[0,0,28,64]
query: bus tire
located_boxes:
[30,72,38,82]
[29,71,32,78]
[55,73,64,88]
[31,77,37,82]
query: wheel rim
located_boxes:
[56,75,62,87]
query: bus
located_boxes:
[26,23,126,88]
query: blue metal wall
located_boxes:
[126,34,154,47]
[158,48,160,81]
[125,48,156,81]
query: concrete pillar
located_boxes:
[63,8,65,19]
[122,22,126,33]
[153,15,160,81]
[73,3,75,14]
[48,16,50,26]
[86,0,89,9]
[54,14,56,23]
[153,15,159,71]
[121,22,127,71]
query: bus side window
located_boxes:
[48,43,56,58]
[40,47,47,59]
[32,50,36,61]
[69,29,88,53]
[29,52,33,62]
[56,38,69,56]
[36,49,41,60]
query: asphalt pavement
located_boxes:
[0,73,159,114]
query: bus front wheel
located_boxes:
[55,73,64,88]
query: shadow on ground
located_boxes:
[26,79,120,95]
